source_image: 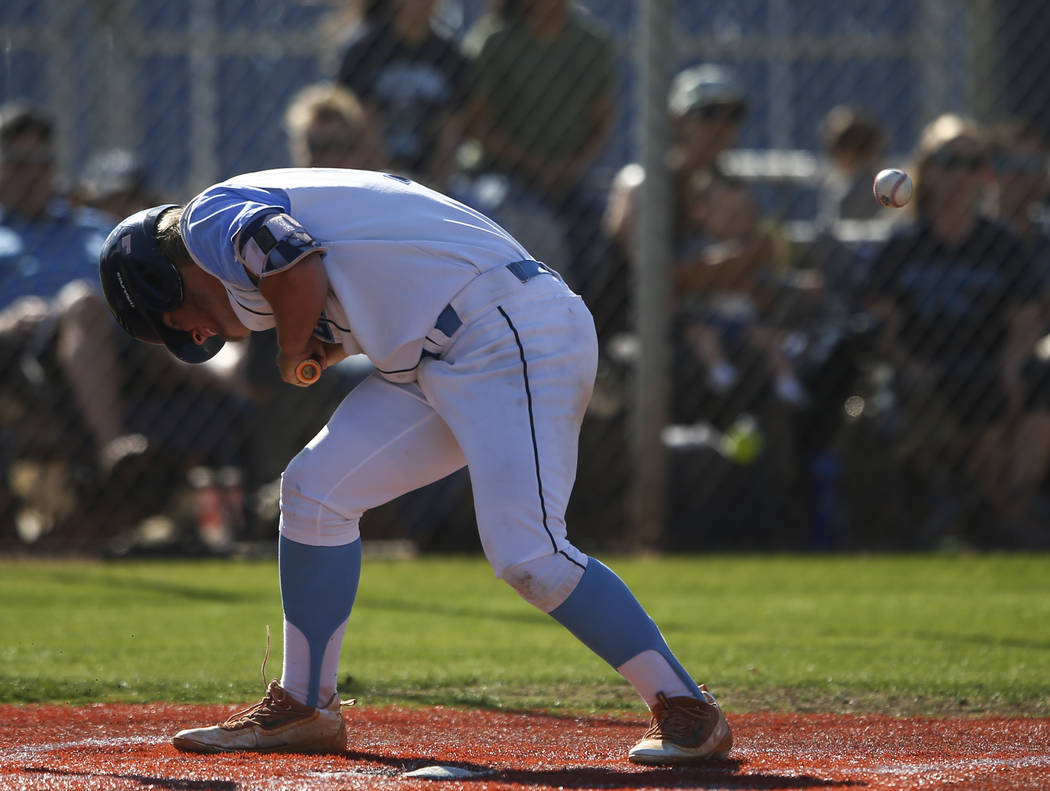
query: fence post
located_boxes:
[628,0,673,551]
[188,0,221,195]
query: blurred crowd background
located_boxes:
[3,0,1050,556]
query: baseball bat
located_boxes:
[295,359,322,385]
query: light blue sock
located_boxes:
[279,534,361,707]
[549,558,701,698]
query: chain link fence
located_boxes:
[2,0,1049,555]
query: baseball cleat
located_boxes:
[171,680,349,754]
[627,685,733,765]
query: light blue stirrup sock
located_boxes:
[549,558,702,698]
[279,534,361,708]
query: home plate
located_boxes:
[402,764,490,780]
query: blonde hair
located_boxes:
[915,114,982,162]
[284,81,366,162]
[912,114,986,217]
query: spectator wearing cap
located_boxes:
[605,62,767,350]
[604,64,824,546]
[604,63,750,277]
[665,63,750,179]
[604,64,752,344]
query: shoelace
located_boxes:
[222,626,356,728]
[223,681,297,728]
[643,692,713,741]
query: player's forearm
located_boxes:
[259,251,329,356]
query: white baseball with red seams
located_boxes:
[873,168,913,208]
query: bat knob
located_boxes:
[295,359,321,385]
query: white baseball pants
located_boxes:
[279,271,598,578]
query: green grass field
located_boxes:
[2,553,1048,716]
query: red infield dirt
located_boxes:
[1,703,1048,791]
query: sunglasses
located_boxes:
[927,150,985,171]
[688,103,748,123]
[993,153,1046,175]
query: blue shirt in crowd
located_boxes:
[0,200,113,310]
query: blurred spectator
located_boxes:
[604,62,750,340]
[606,63,769,417]
[605,65,827,549]
[462,0,614,202]
[805,107,897,315]
[74,147,164,222]
[679,170,809,408]
[460,0,615,292]
[990,117,1050,259]
[865,113,1050,547]
[334,0,467,189]
[0,102,248,549]
[817,105,887,225]
[0,101,111,540]
[285,80,388,171]
[0,102,110,309]
[605,63,750,268]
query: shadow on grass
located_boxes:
[48,568,256,603]
[357,594,546,625]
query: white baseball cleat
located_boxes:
[628,685,733,765]
[171,680,349,754]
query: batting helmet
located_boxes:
[98,204,224,363]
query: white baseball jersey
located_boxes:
[180,168,531,381]
[179,168,598,579]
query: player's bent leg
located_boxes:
[170,533,359,755]
[422,286,729,762]
[501,552,731,763]
[277,374,463,706]
[174,376,464,754]
[547,557,732,764]
[547,557,701,700]
[501,551,586,612]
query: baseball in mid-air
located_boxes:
[873,168,913,208]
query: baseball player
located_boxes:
[97,168,732,765]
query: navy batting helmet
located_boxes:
[98,204,224,363]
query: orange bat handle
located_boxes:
[295,359,322,385]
